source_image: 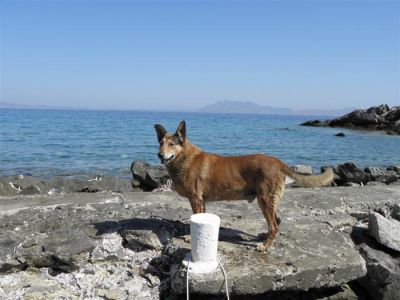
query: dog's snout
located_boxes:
[157,153,163,159]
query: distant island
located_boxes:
[197,100,354,116]
[2,100,354,116]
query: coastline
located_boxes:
[1,160,399,196]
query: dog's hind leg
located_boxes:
[256,180,285,252]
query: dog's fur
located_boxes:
[154,121,334,251]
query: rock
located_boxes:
[387,166,400,174]
[84,176,132,193]
[130,160,170,191]
[291,165,313,175]
[337,162,370,185]
[366,181,387,187]
[330,109,380,127]
[392,204,400,221]
[368,212,400,251]
[344,182,361,187]
[0,178,19,196]
[300,119,329,127]
[120,218,176,251]
[357,243,400,300]
[335,132,346,137]
[365,167,397,183]
[2,186,400,298]
[301,105,400,135]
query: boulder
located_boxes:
[337,163,370,184]
[368,212,400,252]
[330,109,380,127]
[365,167,397,183]
[357,243,400,300]
[335,132,346,137]
[300,105,400,135]
[130,160,170,191]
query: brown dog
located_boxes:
[154,121,334,251]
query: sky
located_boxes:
[1,0,399,111]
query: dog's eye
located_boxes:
[169,143,175,146]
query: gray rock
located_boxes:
[1,186,400,298]
[365,167,397,183]
[131,160,170,191]
[357,243,400,300]
[0,178,18,196]
[120,218,176,251]
[369,212,400,251]
[366,181,387,187]
[337,162,370,184]
[335,132,346,137]
[387,166,400,174]
[291,165,313,175]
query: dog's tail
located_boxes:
[284,166,334,188]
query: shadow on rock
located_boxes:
[93,218,188,252]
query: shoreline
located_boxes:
[1,160,399,196]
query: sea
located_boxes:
[1,108,399,178]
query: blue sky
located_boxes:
[1,0,399,111]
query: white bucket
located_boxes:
[184,213,220,273]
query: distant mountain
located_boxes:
[197,100,354,116]
[198,100,292,115]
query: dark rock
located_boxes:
[300,119,329,127]
[335,132,346,137]
[365,167,397,183]
[357,243,400,300]
[369,212,400,252]
[301,105,400,135]
[130,160,170,191]
[337,163,370,185]
[392,204,400,221]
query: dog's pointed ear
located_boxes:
[175,120,186,143]
[154,124,166,142]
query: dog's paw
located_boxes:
[256,243,268,252]
[183,235,191,243]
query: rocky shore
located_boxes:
[1,184,400,299]
[1,160,399,196]
[1,161,399,299]
[301,104,400,135]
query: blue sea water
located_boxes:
[0,109,399,178]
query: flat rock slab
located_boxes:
[1,185,400,298]
[369,212,400,251]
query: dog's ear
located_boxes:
[154,124,166,142]
[175,120,186,143]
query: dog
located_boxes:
[154,121,334,251]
